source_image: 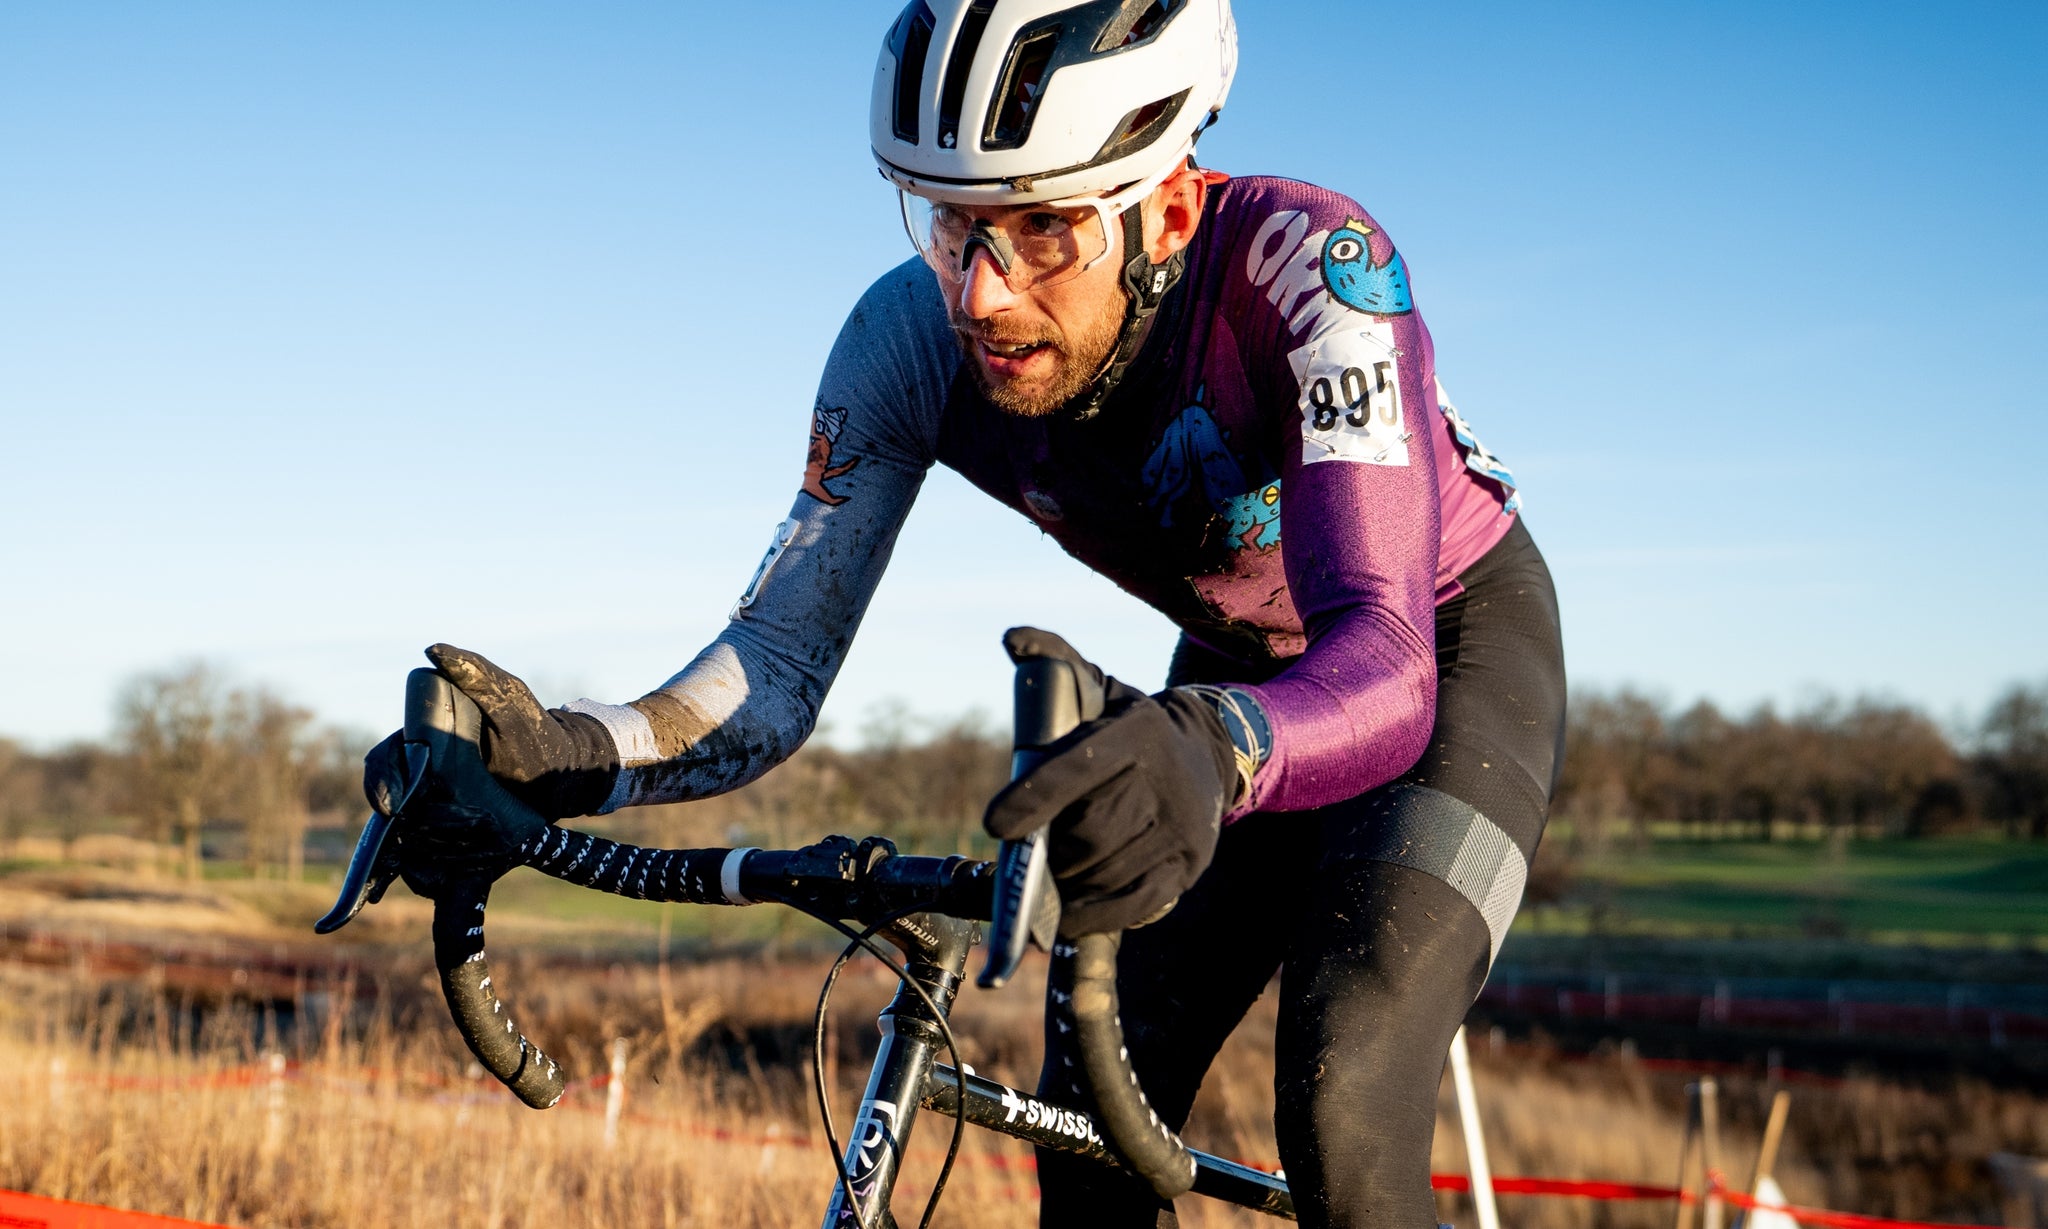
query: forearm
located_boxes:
[1238,601,1435,813]
[566,622,831,810]
[1235,331,1444,813]
[562,262,953,812]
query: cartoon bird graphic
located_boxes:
[1320,219,1413,316]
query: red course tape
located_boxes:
[0,1191,227,1229]
[0,1175,2012,1229]
[23,1064,2018,1229]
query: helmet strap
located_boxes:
[1069,203,1186,421]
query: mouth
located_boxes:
[974,337,1056,380]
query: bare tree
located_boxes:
[1837,700,1958,838]
[0,739,44,858]
[1978,682,2048,838]
[1555,688,1979,846]
[40,744,121,860]
[115,664,230,879]
[220,688,316,879]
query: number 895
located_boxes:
[1307,361,1396,432]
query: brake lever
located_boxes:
[979,653,1102,989]
[314,741,431,935]
[981,824,1059,987]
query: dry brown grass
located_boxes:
[1,865,2040,1229]
[0,952,1273,1228]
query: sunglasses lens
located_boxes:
[901,193,1110,290]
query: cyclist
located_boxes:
[367,2,1565,1226]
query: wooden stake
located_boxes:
[1748,1091,1792,1198]
[1675,1083,1701,1229]
[261,1050,287,1161]
[1700,1078,1725,1229]
[1448,1026,1501,1229]
[603,1037,628,1149]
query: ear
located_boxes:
[1142,165,1215,264]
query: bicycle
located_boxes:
[316,650,1296,1226]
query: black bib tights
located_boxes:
[1034,516,1566,1229]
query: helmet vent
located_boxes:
[1092,88,1190,165]
[887,1,937,144]
[1093,0,1182,54]
[983,22,1060,151]
[937,0,996,151]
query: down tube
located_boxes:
[820,928,971,1229]
[920,1067,1298,1219]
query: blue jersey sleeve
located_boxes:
[566,261,961,809]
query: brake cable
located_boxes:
[808,907,969,1229]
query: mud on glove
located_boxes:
[981,646,1238,937]
[361,644,620,826]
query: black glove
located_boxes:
[373,746,542,901]
[361,644,620,824]
[981,632,1237,937]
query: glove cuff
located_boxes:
[1172,685,1271,812]
[560,698,652,766]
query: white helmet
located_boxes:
[871,0,1238,206]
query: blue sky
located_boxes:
[2,1,2043,748]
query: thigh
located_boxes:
[1273,817,1493,1229]
[1415,516,1568,854]
[1273,520,1567,1228]
[1034,816,1307,1228]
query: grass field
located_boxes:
[14,827,2048,957]
[6,840,2048,1226]
[1533,833,2048,943]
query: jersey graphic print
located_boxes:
[1140,386,1282,552]
[1437,382,1521,514]
[802,401,860,505]
[1221,477,1284,552]
[1245,207,1413,468]
[1320,219,1412,316]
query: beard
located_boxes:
[948,293,1124,418]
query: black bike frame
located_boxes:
[319,667,1298,1225]
[818,906,1293,1227]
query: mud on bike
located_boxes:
[316,649,1296,1226]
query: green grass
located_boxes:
[1550,834,2048,941]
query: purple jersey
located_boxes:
[565,176,1521,816]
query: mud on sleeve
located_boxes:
[565,262,959,810]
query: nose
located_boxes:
[957,246,1023,320]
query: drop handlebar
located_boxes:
[320,660,1198,1200]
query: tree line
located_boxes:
[1552,682,2048,845]
[2,667,2044,878]
[0,665,361,878]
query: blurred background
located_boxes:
[2,2,2046,1227]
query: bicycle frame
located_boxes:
[818,895,1293,1226]
[317,660,1298,1224]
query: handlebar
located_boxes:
[320,646,1197,1199]
[983,632,1196,1200]
[405,668,567,1109]
[979,647,1102,988]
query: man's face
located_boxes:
[933,201,1128,418]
